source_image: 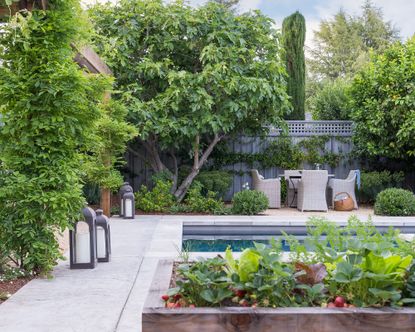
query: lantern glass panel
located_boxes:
[125,199,133,217]
[96,226,106,259]
[75,221,90,264]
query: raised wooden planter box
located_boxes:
[142,260,415,332]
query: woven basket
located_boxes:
[334,192,354,211]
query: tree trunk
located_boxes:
[100,187,111,216]
[174,134,222,201]
[100,91,112,216]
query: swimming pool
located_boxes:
[182,222,415,252]
[182,237,299,252]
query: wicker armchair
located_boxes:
[297,170,329,212]
[328,170,358,209]
[284,170,301,207]
[251,170,281,209]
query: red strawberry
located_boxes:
[334,296,346,308]
[235,290,246,298]
[161,295,169,301]
[173,294,182,301]
[174,302,181,308]
[239,299,249,307]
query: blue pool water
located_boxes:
[182,238,303,252]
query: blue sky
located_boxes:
[84,0,415,46]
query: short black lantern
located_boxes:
[123,191,135,219]
[69,207,97,269]
[119,182,133,217]
[95,209,111,263]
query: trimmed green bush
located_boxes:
[184,181,226,214]
[135,180,175,212]
[374,188,415,216]
[195,171,232,199]
[358,171,404,204]
[232,190,269,215]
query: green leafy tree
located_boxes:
[0,0,104,273]
[282,11,306,120]
[308,1,399,80]
[354,0,399,52]
[350,37,415,160]
[309,78,352,120]
[89,0,290,201]
[82,96,138,212]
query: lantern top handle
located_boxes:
[82,207,97,223]
[123,191,135,199]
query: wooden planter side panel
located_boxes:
[143,308,415,332]
[142,260,415,332]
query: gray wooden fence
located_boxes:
[125,121,357,200]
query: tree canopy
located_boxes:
[350,37,415,161]
[282,11,306,120]
[308,0,399,80]
[89,0,290,200]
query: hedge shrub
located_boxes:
[195,171,232,199]
[358,171,404,204]
[232,190,269,215]
[374,188,415,216]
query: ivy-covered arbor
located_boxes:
[0,0,133,273]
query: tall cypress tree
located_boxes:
[282,11,306,120]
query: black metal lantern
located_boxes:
[95,209,111,263]
[123,191,135,219]
[69,207,97,269]
[119,182,133,217]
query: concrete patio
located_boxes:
[1,210,415,332]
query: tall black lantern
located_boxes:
[119,182,133,217]
[69,207,97,269]
[95,209,111,263]
[123,191,135,219]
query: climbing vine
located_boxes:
[211,136,346,171]
[0,0,104,274]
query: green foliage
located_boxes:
[83,98,137,191]
[351,37,415,160]
[308,1,399,79]
[404,264,415,303]
[0,1,103,273]
[171,257,232,307]
[89,0,290,199]
[374,188,415,216]
[212,136,343,171]
[282,11,306,120]
[309,79,352,120]
[184,181,226,214]
[195,171,232,199]
[261,138,303,169]
[358,171,405,204]
[83,182,101,205]
[168,217,415,308]
[135,179,175,212]
[232,190,269,215]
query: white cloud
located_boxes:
[238,0,261,13]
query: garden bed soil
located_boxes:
[142,260,415,332]
[0,277,32,304]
